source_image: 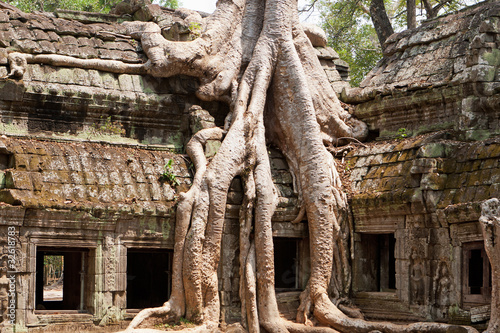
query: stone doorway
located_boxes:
[462,241,492,308]
[35,248,89,311]
[126,249,173,309]
[274,238,299,290]
[355,233,396,292]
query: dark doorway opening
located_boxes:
[379,233,396,291]
[356,233,396,292]
[468,249,483,295]
[463,241,491,306]
[127,249,173,309]
[274,238,299,290]
[36,248,88,311]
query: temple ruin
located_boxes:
[0,0,498,332]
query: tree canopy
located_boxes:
[318,0,381,86]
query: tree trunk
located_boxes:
[480,198,500,333]
[421,0,436,18]
[407,0,417,29]
[370,0,394,51]
[53,0,477,332]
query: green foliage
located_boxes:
[396,127,408,139]
[91,116,125,136]
[6,0,122,13]
[154,317,195,330]
[161,159,179,186]
[43,255,63,286]
[157,0,181,9]
[318,0,382,86]
[316,0,476,86]
[188,21,202,39]
[179,317,194,325]
[154,322,173,329]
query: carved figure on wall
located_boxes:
[434,261,452,307]
[410,249,425,305]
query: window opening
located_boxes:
[0,153,10,170]
[356,233,396,292]
[36,248,88,311]
[274,238,299,290]
[43,255,64,302]
[463,242,491,306]
[127,249,173,309]
[468,249,483,294]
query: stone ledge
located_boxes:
[354,292,425,322]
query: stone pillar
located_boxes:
[94,235,125,325]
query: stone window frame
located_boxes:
[352,232,397,293]
[461,241,491,307]
[35,247,89,312]
[29,239,97,316]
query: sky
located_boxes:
[173,0,320,23]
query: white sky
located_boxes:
[171,0,320,23]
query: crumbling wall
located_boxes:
[342,1,500,140]
[0,134,305,329]
[345,133,499,325]
[0,5,228,147]
[339,4,500,326]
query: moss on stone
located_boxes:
[0,122,28,136]
[483,48,500,67]
[464,129,497,141]
[417,143,446,158]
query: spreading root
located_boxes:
[114,1,483,333]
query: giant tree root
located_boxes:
[480,198,500,333]
[86,0,480,332]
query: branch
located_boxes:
[335,137,368,147]
[6,52,147,78]
[421,0,435,17]
[359,3,370,15]
[432,0,453,16]
[298,0,319,14]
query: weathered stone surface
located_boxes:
[302,23,327,47]
[0,0,497,331]
[342,1,500,139]
[347,132,499,323]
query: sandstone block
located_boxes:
[302,23,327,47]
[5,171,33,190]
[0,79,24,102]
[421,173,447,190]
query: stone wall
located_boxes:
[342,1,500,140]
[0,4,226,147]
[0,134,305,329]
[0,0,498,331]
[0,136,183,330]
[345,133,499,324]
[339,1,500,326]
